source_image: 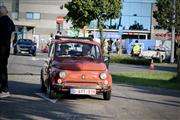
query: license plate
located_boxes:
[21,51,28,53]
[70,89,96,95]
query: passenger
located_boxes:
[82,45,91,56]
[60,45,70,55]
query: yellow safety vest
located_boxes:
[133,43,140,54]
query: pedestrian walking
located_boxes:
[0,6,15,98]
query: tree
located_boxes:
[64,0,122,53]
[129,21,144,30]
[153,0,180,79]
[153,0,180,34]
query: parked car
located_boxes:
[141,49,167,63]
[40,37,112,100]
[41,45,48,53]
[13,39,36,56]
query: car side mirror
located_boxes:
[104,56,110,69]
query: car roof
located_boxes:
[51,38,100,46]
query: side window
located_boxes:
[26,12,41,20]
[96,46,101,58]
[91,45,96,57]
[93,45,101,59]
[56,44,71,56]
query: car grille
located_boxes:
[63,80,102,86]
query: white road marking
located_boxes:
[32,57,37,61]
[35,93,57,103]
[31,57,47,61]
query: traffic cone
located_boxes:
[149,59,155,70]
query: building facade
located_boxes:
[0,0,170,43]
[88,0,156,40]
[0,0,71,48]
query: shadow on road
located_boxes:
[0,80,110,120]
[112,94,180,107]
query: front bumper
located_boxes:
[53,84,111,93]
[54,84,110,89]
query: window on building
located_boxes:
[0,0,4,6]
[26,12,41,20]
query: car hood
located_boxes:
[52,59,106,71]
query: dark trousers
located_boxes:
[0,45,10,92]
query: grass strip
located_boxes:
[112,71,180,90]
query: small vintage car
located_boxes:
[40,37,112,100]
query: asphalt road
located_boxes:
[0,52,179,120]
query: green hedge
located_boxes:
[109,54,150,65]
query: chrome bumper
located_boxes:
[54,84,110,90]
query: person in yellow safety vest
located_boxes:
[132,40,141,56]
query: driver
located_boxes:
[82,45,91,56]
[60,44,70,55]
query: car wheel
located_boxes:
[32,53,36,56]
[40,69,47,93]
[13,49,17,55]
[103,91,111,100]
[47,82,56,99]
[56,93,64,99]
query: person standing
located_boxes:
[115,38,122,55]
[132,40,141,57]
[107,38,113,54]
[55,31,62,39]
[0,6,15,98]
[47,33,54,46]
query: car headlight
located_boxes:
[100,72,107,80]
[59,71,66,78]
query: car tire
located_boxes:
[47,78,56,99]
[56,93,64,99]
[40,69,47,93]
[13,51,17,55]
[13,49,17,55]
[32,52,36,56]
[103,91,111,100]
[47,85,56,99]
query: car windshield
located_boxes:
[55,42,101,59]
[18,39,33,45]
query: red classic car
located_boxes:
[40,37,112,100]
